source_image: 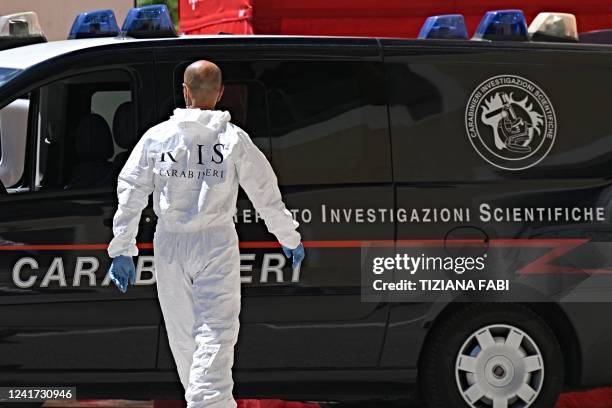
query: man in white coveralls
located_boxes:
[106,60,305,407]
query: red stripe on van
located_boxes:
[2,238,608,274]
[0,238,591,250]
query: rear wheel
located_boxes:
[420,303,563,408]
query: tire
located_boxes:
[419,303,563,408]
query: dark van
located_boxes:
[1,33,612,408]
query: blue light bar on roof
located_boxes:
[473,9,528,41]
[121,4,176,38]
[418,14,468,40]
[68,9,119,39]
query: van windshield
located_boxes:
[0,67,22,87]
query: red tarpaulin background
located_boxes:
[179,0,253,34]
[179,0,612,37]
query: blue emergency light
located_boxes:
[121,4,176,38]
[418,14,468,40]
[68,9,119,39]
[473,9,528,41]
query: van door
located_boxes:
[154,40,393,372]
[0,51,160,376]
[379,41,612,371]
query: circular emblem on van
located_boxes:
[465,75,556,170]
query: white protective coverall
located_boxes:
[107,108,301,407]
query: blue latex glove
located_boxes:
[282,243,305,269]
[108,255,136,293]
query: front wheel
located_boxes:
[419,303,563,408]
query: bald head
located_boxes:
[182,60,224,109]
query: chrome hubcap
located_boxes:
[455,324,545,408]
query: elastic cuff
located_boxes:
[107,244,138,258]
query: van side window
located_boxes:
[170,60,391,185]
[265,61,391,185]
[33,70,135,191]
[0,94,30,192]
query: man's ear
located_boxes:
[216,85,225,103]
[182,83,191,107]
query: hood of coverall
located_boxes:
[169,108,231,134]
